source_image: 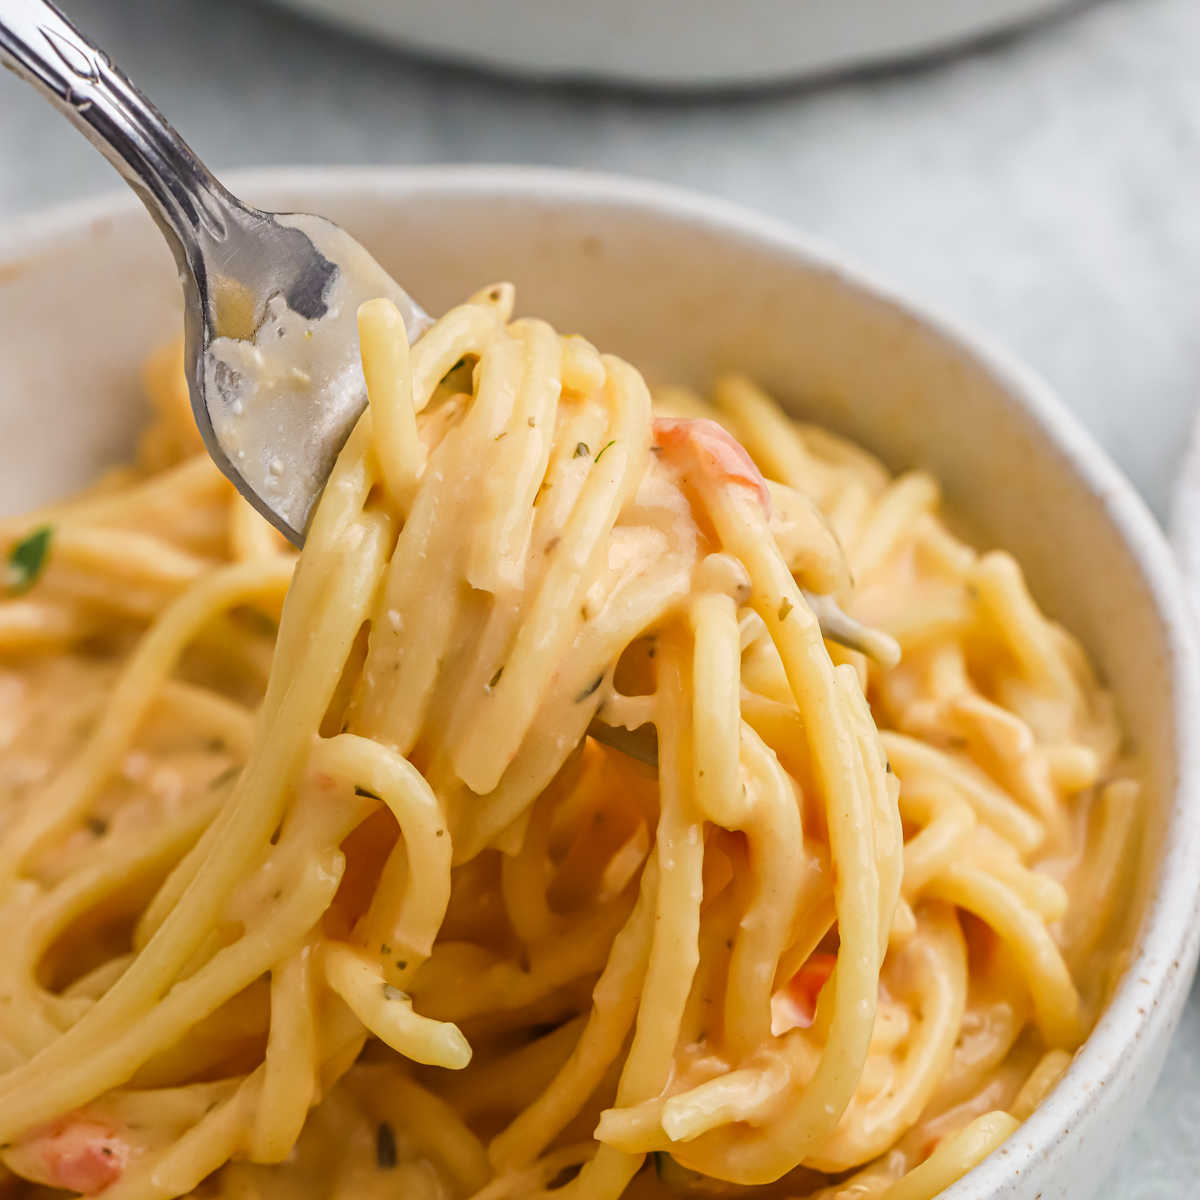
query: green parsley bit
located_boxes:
[6,526,52,595]
[208,765,241,791]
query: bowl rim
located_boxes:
[2,164,1198,1196]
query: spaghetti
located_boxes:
[0,285,1140,1199]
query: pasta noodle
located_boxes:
[0,285,1139,1200]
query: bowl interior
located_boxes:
[0,168,1195,1199]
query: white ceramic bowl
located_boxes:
[1,167,1197,1198]
[266,0,1080,89]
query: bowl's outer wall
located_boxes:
[270,0,1073,89]
[1,169,1196,1200]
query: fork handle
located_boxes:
[0,0,234,276]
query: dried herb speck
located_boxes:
[376,1121,397,1169]
[594,440,616,462]
[208,765,240,792]
[546,1164,583,1189]
[440,356,467,385]
[574,442,590,458]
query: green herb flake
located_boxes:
[440,356,467,385]
[208,765,240,792]
[574,442,590,458]
[243,608,277,637]
[6,526,53,595]
[594,440,616,463]
[778,597,794,621]
[376,1121,398,1170]
[546,1164,583,1189]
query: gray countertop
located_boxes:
[1,0,1198,1193]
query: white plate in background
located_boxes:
[264,0,1082,88]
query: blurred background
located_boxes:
[1,1,1197,1190]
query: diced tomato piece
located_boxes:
[13,1116,130,1194]
[919,1134,944,1162]
[778,952,837,1032]
[652,418,770,515]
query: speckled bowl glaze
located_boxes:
[1,167,1197,1198]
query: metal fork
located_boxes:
[0,0,430,543]
[1,0,895,769]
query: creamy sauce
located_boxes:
[203,214,431,539]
